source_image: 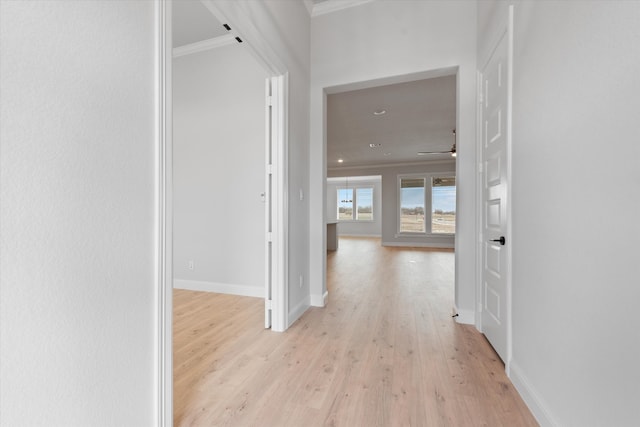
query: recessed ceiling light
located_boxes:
[384,152,392,156]
[369,143,381,148]
[373,109,386,116]
[337,158,344,163]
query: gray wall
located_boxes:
[479,1,640,425]
[1,1,158,424]
[173,44,267,297]
[329,162,456,248]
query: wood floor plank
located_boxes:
[174,237,538,426]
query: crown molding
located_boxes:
[303,0,314,15]
[172,34,236,58]
[310,0,375,17]
[327,175,382,183]
[328,159,456,172]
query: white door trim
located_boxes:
[264,75,290,331]
[269,74,289,332]
[505,5,514,375]
[265,79,272,329]
[155,1,172,425]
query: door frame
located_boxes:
[316,67,462,311]
[476,4,514,373]
[156,1,290,424]
[156,2,172,424]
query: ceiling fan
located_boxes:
[418,129,456,157]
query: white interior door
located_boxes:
[481,26,511,363]
[264,75,288,331]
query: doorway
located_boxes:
[322,71,459,306]
[171,18,269,306]
[159,0,290,423]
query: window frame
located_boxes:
[336,185,375,222]
[396,172,456,236]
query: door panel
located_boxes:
[487,200,500,228]
[481,27,510,363]
[486,243,501,276]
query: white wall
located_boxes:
[326,176,382,237]
[173,44,267,297]
[310,0,477,315]
[480,1,640,425]
[0,1,159,425]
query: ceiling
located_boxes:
[327,75,457,169]
[306,0,375,16]
[174,0,372,46]
[172,1,227,48]
[172,1,457,171]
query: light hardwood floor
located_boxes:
[174,237,538,426]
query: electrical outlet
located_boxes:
[299,275,303,288]
[188,260,194,271]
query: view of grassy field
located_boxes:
[431,212,455,233]
[339,209,352,220]
[338,208,373,221]
[400,213,425,232]
[400,212,455,234]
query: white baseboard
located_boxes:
[288,296,309,327]
[382,241,455,249]
[174,279,263,298]
[310,291,328,307]
[453,305,475,325]
[509,360,559,427]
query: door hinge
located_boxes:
[478,162,483,173]
[265,299,272,310]
[266,95,273,107]
[266,164,273,175]
[267,232,273,242]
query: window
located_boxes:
[356,187,373,220]
[400,178,425,233]
[337,188,353,220]
[337,186,374,221]
[398,175,456,234]
[431,177,456,234]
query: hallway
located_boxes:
[173,237,537,426]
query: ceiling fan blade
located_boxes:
[417,150,452,155]
[418,131,457,156]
